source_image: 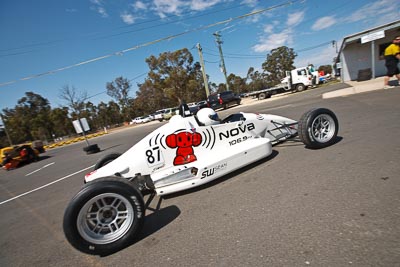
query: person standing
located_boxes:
[383,36,400,89]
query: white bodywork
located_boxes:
[85,112,297,195]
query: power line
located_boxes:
[296,41,335,52]
[0,0,302,87]
[83,72,149,101]
[204,51,266,59]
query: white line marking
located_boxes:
[25,162,55,176]
[0,165,95,206]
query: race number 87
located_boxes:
[145,146,164,167]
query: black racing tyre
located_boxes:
[63,177,145,255]
[84,144,100,154]
[94,153,122,170]
[298,108,339,149]
[296,83,306,92]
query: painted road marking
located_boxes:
[0,165,95,206]
[25,162,55,176]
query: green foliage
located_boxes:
[106,77,132,121]
[134,48,206,115]
[1,92,52,144]
[262,46,297,85]
[227,74,247,94]
[246,67,270,91]
[49,107,75,137]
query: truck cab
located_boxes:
[284,66,319,92]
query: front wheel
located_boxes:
[298,108,338,149]
[295,83,306,92]
[94,153,122,170]
[63,177,145,255]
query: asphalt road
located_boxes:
[1,84,399,266]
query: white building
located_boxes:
[336,20,400,82]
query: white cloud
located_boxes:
[97,7,108,18]
[286,11,304,27]
[133,1,147,10]
[253,30,292,52]
[252,11,304,53]
[90,0,108,18]
[90,0,102,5]
[263,24,274,34]
[346,0,394,23]
[295,46,337,67]
[152,0,186,17]
[121,12,135,24]
[241,0,258,7]
[190,0,221,11]
[311,16,336,31]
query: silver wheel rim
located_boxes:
[311,114,335,143]
[77,193,134,245]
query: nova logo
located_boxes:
[218,123,255,140]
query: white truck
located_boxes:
[247,66,319,100]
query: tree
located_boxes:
[1,92,52,144]
[106,77,132,122]
[246,67,268,92]
[137,48,205,113]
[227,73,247,94]
[262,46,297,85]
[59,85,87,117]
[59,85,91,138]
[49,107,74,138]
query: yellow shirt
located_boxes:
[384,43,400,56]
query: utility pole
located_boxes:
[213,32,230,91]
[196,43,210,97]
[0,113,13,146]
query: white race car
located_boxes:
[63,107,339,255]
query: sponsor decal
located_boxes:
[201,163,227,179]
[218,122,255,140]
[166,131,202,166]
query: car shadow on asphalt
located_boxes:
[274,135,343,149]
[100,204,181,257]
[99,144,123,152]
[37,155,52,161]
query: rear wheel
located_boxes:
[63,177,145,255]
[94,153,122,170]
[258,93,266,100]
[298,108,338,149]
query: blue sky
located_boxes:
[0,0,398,111]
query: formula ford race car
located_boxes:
[63,107,339,255]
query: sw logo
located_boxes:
[166,131,202,165]
[201,163,227,179]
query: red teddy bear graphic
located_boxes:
[166,131,202,165]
